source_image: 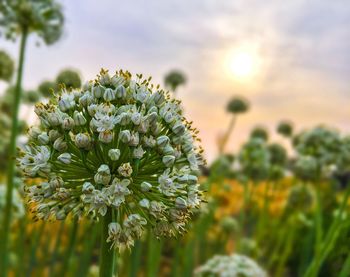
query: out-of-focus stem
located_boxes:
[304,185,350,277]
[59,218,79,276]
[0,27,28,277]
[219,114,236,154]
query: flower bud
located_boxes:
[157,136,170,148]
[92,85,104,98]
[119,130,131,144]
[131,113,141,125]
[108,149,121,161]
[94,164,111,185]
[89,119,98,132]
[79,93,94,107]
[118,163,133,177]
[53,137,68,152]
[135,86,149,103]
[172,122,185,136]
[82,182,95,193]
[58,96,75,112]
[73,89,82,100]
[139,198,150,209]
[49,130,61,142]
[138,118,149,134]
[62,117,75,130]
[56,210,67,220]
[28,126,41,139]
[75,133,91,148]
[174,149,182,159]
[73,111,87,126]
[82,81,92,91]
[141,182,152,192]
[58,153,72,164]
[152,91,165,105]
[129,132,139,147]
[97,164,110,174]
[162,144,174,155]
[100,71,111,85]
[188,175,198,184]
[120,112,131,126]
[182,143,193,154]
[99,130,113,144]
[143,136,156,148]
[104,88,115,101]
[175,197,187,210]
[87,104,97,116]
[164,111,174,123]
[38,133,49,145]
[148,112,158,125]
[47,113,61,126]
[49,176,64,189]
[133,146,144,159]
[111,76,124,87]
[162,155,175,167]
[116,85,126,98]
[34,104,45,116]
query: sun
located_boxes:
[226,47,261,80]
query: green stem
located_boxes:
[219,114,236,154]
[338,246,350,277]
[0,28,28,277]
[129,240,142,277]
[146,235,163,277]
[99,208,116,277]
[304,185,350,277]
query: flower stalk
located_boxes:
[219,114,236,154]
[0,27,28,276]
[99,208,116,277]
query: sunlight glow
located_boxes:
[226,46,262,81]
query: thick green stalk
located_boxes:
[0,28,28,277]
[99,208,116,277]
[219,114,236,154]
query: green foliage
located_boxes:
[0,50,14,81]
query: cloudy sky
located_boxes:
[1,0,350,161]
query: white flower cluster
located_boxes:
[0,185,25,224]
[195,254,267,277]
[18,69,204,251]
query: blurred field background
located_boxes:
[1,0,350,276]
